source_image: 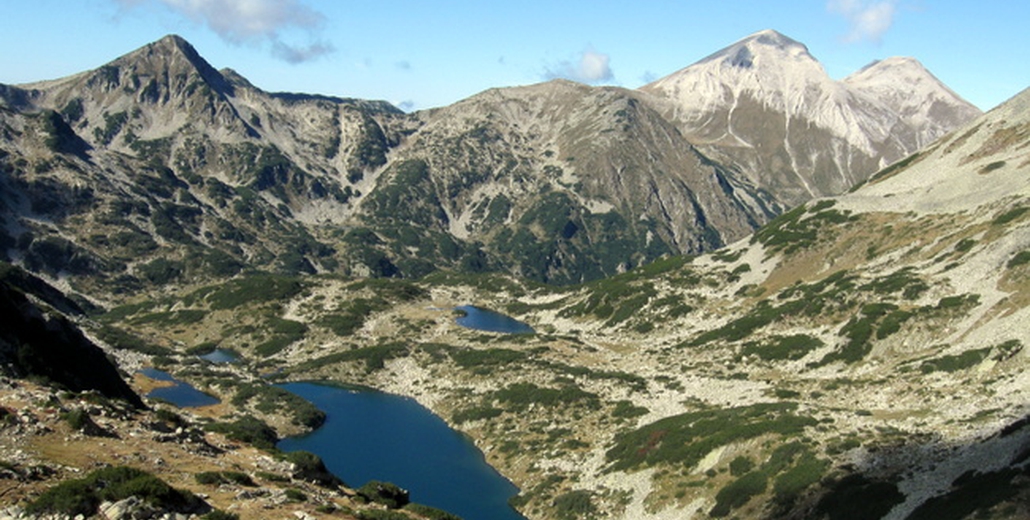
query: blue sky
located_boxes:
[1,1,1027,111]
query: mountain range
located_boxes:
[0,30,978,292]
[640,30,981,207]
[1,30,1025,520]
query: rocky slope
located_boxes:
[640,29,982,208]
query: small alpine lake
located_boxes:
[454,305,534,334]
[277,381,526,520]
[138,367,219,408]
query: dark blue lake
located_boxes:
[277,382,526,520]
[199,348,239,364]
[455,305,534,334]
[139,367,219,408]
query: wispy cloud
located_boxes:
[828,0,899,43]
[117,0,334,62]
[543,47,614,84]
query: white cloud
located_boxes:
[118,0,333,62]
[543,47,614,84]
[828,0,898,43]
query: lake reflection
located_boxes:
[278,382,526,520]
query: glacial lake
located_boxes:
[455,305,534,334]
[139,367,220,408]
[198,348,239,364]
[277,381,526,520]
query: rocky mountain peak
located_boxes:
[844,56,982,148]
[698,29,815,69]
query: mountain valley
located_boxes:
[0,31,1027,520]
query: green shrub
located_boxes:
[294,342,410,373]
[492,382,599,411]
[710,471,768,517]
[284,488,307,502]
[773,453,830,501]
[93,324,172,356]
[552,490,596,520]
[743,335,823,361]
[1006,250,1030,269]
[254,335,299,357]
[26,466,202,517]
[729,456,754,476]
[203,275,304,310]
[992,207,1028,226]
[403,503,462,520]
[357,480,410,509]
[62,409,90,431]
[611,400,648,419]
[232,384,325,429]
[204,415,278,450]
[281,450,343,487]
[195,471,255,487]
[920,347,992,373]
[452,406,503,424]
[449,348,527,369]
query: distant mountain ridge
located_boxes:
[640,29,981,207]
[0,31,979,291]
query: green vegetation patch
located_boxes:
[231,384,325,428]
[861,267,929,300]
[195,471,255,487]
[204,415,278,450]
[552,489,597,520]
[294,342,410,373]
[920,347,992,373]
[129,309,207,327]
[604,403,816,472]
[691,271,859,347]
[559,276,658,327]
[1006,250,1030,269]
[751,200,853,256]
[611,400,649,419]
[449,347,528,374]
[710,471,767,517]
[492,382,600,412]
[26,466,203,517]
[201,275,305,310]
[357,480,410,509]
[93,324,173,356]
[452,406,504,424]
[742,334,824,361]
[280,450,344,488]
[710,442,830,517]
[402,503,462,520]
[992,206,1028,226]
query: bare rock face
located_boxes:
[640,29,981,208]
